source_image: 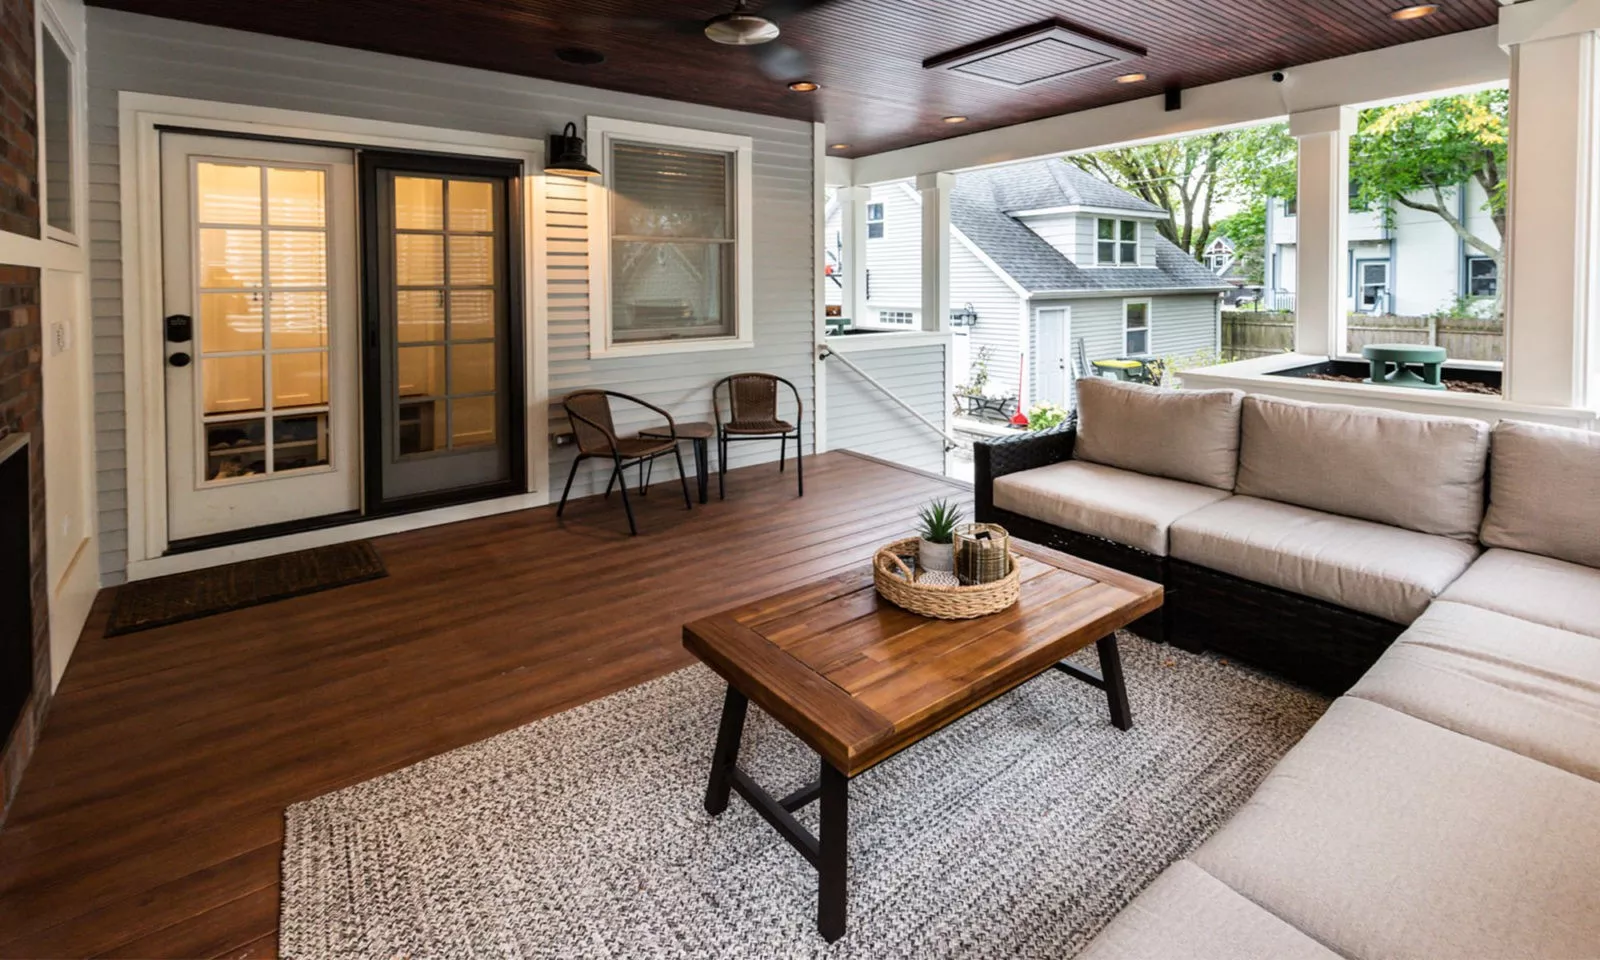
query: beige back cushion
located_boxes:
[1481,420,1600,566]
[1073,378,1245,490]
[1234,395,1489,540]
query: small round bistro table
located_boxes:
[1362,343,1448,391]
[638,421,715,504]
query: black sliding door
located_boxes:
[360,152,524,513]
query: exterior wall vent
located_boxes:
[924,21,1144,89]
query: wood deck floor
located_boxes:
[0,452,968,959]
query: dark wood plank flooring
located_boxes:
[0,452,967,958]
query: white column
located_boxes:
[1500,0,1600,408]
[918,172,954,333]
[1289,106,1356,358]
[839,185,869,326]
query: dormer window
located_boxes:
[1097,218,1138,265]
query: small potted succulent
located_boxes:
[916,498,963,574]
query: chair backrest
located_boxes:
[729,374,778,424]
[563,390,617,456]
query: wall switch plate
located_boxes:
[51,321,69,355]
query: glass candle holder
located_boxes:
[954,522,1010,585]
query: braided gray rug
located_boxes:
[281,636,1327,959]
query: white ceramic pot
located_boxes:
[919,538,955,573]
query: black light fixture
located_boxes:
[544,122,601,179]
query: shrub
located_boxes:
[1026,401,1070,432]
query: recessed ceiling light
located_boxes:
[1390,4,1438,19]
[830,143,849,150]
[1114,73,1147,84]
[788,80,820,92]
[942,115,968,124]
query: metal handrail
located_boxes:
[818,344,961,452]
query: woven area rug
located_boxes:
[106,541,387,636]
[281,636,1327,959]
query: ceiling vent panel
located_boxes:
[925,21,1144,89]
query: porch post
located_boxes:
[1499,0,1600,408]
[840,185,869,328]
[1289,106,1356,358]
[918,172,954,334]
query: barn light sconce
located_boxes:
[950,303,980,328]
[544,122,601,178]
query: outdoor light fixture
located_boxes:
[1390,4,1438,19]
[1115,73,1147,84]
[943,115,968,124]
[788,80,820,92]
[950,303,980,328]
[544,122,601,179]
[830,143,850,150]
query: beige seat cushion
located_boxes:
[993,460,1232,556]
[1440,548,1600,638]
[1349,601,1600,782]
[1077,860,1341,960]
[1169,496,1478,624]
[1481,419,1600,567]
[1235,394,1489,541]
[1192,697,1600,960]
[1074,377,1245,490]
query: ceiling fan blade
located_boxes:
[751,42,813,81]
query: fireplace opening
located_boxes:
[1,434,33,751]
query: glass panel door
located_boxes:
[162,134,360,543]
[363,154,523,509]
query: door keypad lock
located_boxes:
[169,352,192,368]
[165,314,193,343]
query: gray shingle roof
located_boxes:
[951,160,1231,295]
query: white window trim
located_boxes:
[36,1,84,246]
[585,116,755,359]
[1123,297,1153,355]
[1095,217,1141,267]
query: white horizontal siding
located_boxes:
[87,8,815,582]
[1031,292,1220,409]
[863,182,921,321]
[950,237,1024,399]
[824,345,947,475]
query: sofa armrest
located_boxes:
[973,420,1078,521]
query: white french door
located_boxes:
[161,134,361,542]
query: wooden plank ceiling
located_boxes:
[87,0,1500,156]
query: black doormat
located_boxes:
[105,541,388,637]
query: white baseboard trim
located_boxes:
[124,493,549,582]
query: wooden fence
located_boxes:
[1221,311,1504,362]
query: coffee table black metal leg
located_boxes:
[818,762,849,942]
[692,437,708,504]
[1097,634,1133,731]
[704,686,748,815]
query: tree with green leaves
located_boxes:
[1349,89,1508,312]
[1068,123,1296,263]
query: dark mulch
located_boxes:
[1303,373,1501,396]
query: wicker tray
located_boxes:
[873,537,1020,620]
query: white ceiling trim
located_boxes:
[853,26,1508,183]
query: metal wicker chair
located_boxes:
[558,390,692,535]
[712,373,804,499]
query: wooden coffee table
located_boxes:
[682,540,1162,942]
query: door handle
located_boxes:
[169,352,192,368]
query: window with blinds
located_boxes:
[608,140,737,343]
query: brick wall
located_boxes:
[0,0,38,239]
[0,0,46,821]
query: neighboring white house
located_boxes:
[1264,181,1501,316]
[827,161,1230,410]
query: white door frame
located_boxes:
[119,92,548,579]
